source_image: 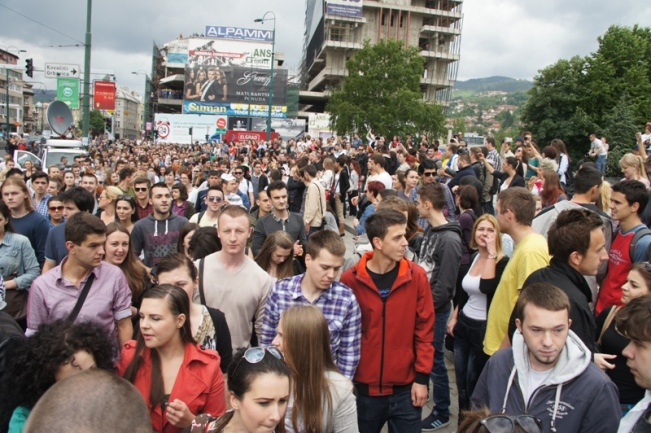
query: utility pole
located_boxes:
[81,0,92,137]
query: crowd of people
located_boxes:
[1,129,651,433]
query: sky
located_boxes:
[1,0,651,99]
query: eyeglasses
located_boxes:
[233,172,243,175]
[207,196,223,202]
[49,206,64,211]
[135,187,148,192]
[475,415,543,433]
[423,172,437,177]
[231,347,283,377]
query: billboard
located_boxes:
[183,101,287,118]
[205,26,273,42]
[326,0,363,18]
[251,118,306,140]
[154,114,228,144]
[187,38,272,69]
[164,40,188,65]
[56,77,79,109]
[93,81,116,110]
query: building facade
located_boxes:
[0,49,24,135]
[114,86,142,140]
[301,0,462,109]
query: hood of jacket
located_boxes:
[509,329,591,432]
[426,219,462,236]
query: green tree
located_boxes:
[452,117,466,135]
[326,40,445,138]
[78,110,106,138]
[603,93,639,176]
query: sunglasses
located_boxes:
[475,415,543,433]
[49,206,64,211]
[233,172,243,175]
[423,172,437,177]
[231,347,283,377]
[135,187,148,192]
[207,196,223,202]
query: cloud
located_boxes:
[2,0,651,97]
[457,0,651,80]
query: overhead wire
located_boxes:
[0,3,86,46]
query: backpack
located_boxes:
[488,172,500,196]
[630,226,651,259]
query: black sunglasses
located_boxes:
[475,415,543,433]
[423,171,437,177]
[135,187,148,192]
[49,206,64,211]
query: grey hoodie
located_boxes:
[131,212,189,267]
[472,329,621,432]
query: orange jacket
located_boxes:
[118,341,226,433]
[340,252,434,396]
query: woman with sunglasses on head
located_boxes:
[593,263,651,415]
[271,306,358,433]
[188,346,291,433]
[115,194,139,233]
[155,253,232,373]
[119,285,226,433]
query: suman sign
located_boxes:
[205,26,274,43]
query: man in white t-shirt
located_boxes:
[589,133,607,174]
[366,153,393,190]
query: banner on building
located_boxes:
[251,118,306,140]
[224,130,280,142]
[326,0,363,18]
[204,26,274,42]
[187,38,273,69]
[183,100,288,118]
[229,67,287,105]
[154,113,228,144]
[164,40,189,65]
[56,77,80,109]
[93,81,116,110]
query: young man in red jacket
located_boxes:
[340,209,435,433]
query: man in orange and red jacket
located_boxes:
[340,209,434,433]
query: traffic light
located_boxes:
[153,130,158,139]
[25,58,34,78]
[188,127,193,135]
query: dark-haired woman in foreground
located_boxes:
[119,285,226,433]
[188,347,291,433]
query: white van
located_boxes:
[14,139,87,171]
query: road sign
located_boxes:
[45,63,80,78]
[56,78,80,109]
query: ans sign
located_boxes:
[205,26,274,42]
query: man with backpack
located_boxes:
[596,180,651,315]
[189,186,224,228]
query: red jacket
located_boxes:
[118,341,226,433]
[340,252,434,396]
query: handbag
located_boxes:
[4,289,28,321]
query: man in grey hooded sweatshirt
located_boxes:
[132,182,188,272]
[472,282,620,433]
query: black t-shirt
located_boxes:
[633,408,651,433]
[366,264,399,300]
[596,306,646,404]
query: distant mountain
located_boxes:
[454,76,533,94]
[33,90,57,104]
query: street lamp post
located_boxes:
[132,70,151,135]
[254,11,276,142]
[2,47,26,138]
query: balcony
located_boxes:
[420,25,461,36]
[420,76,453,88]
[363,0,463,19]
[420,50,460,62]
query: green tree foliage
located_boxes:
[326,39,445,138]
[452,118,466,135]
[522,25,651,172]
[78,110,106,138]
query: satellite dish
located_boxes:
[47,101,74,136]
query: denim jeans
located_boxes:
[453,311,489,412]
[596,154,607,174]
[357,388,422,433]
[430,309,450,418]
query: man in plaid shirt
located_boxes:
[260,230,361,380]
[30,171,52,219]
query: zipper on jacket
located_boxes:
[379,297,387,394]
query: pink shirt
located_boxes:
[26,259,132,338]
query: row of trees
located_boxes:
[521,25,651,174]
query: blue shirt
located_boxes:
[44,223,68,265]
[10,211,49,269]
[259,274,362,380]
